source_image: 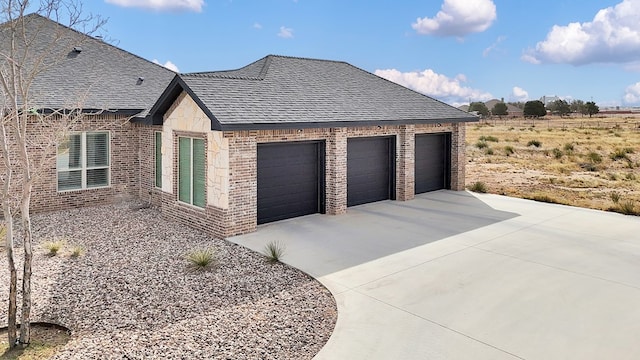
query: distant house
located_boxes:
[540,96,560,106]
[485,99,523,118]
[2,15,478,238]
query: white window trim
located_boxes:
[57,131,111,192]
[178,136,205,209]
[155,131,162,189]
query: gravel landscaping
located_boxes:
[0,202,337,359]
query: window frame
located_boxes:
[155,131,162,189]
[177,136,206,208]
[57,131,111,192]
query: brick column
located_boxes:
[450,123,466,190]
[326,127,347,214]
[397,125,415,201]
[226,131,258,235]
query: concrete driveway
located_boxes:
[228,191,640,360]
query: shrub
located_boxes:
[485,148,494,155]
[552,148,563,159]
[611,148,631,161]
[475,141,488,149]
[527,139,542,147]
[529,194,560,204]
[264,241,286,264]
[563,143,574,154]
[479,135,499,142]
[627,173,637,181]
[586,152,602,163]
[610,192,621,204]
[468,181,488,193]
[43,239,66,256]
[186,248,216,271]
[504,146,515,156]
[615,201,639,216]
[580,163,598,172]
[70,246,85,258]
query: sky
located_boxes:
[46,0,640,107]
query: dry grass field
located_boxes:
[465,116,640,215]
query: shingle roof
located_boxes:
[151,55,477,130]
[0,14,175,117]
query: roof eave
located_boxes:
[218,117,479,131]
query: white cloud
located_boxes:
[524,0,640,65]
[153,59,179,72]
[277,26,294,38]
[105,0,204,12]
[510,86,529,102]
[253,22,262,30]
[520,53,541,65]
[483,35,506,57]
[374,68,492,105]
[624,82,640,103]
[412,0,497,37]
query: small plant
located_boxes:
[626,173,637,181]
[610,148,632,161]
[504,145,514,156]
[475,141,488,149]
[185,248,216,271]
[43,239,66,256]
[563,143,574,153]
[610,192,621,204]
[580,163,598,172]
[468,181,488,193]
[616,200,639,216]
[527,139,542,148]
[264,240,286,263]
[70,246,85,258]
[586,152,602,163]
[485,147,494,155]
[479,135,499,142]
[552,148,563,159]
[529,194,559,204]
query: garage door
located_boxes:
[347,136,395,206]
[257,141,325,224]
[415,133,450,194]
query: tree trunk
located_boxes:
[3,206,17,349]
[18,179,33,347]
[1,122,18,349]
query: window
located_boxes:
[155,132,162,188]
[57,131,110,191]
[178,137,205,208]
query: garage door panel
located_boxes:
[415,133,450,194]
[347,137,395,207]
[257,142,324,224]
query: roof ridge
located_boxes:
[184,56,273,80]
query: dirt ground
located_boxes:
[465,115,640,214]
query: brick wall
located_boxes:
[1,114,141,214]
[136,121,467,238]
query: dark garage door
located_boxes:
[257,141,325,224]
[415,133,450,194]
[347,136,395,207]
